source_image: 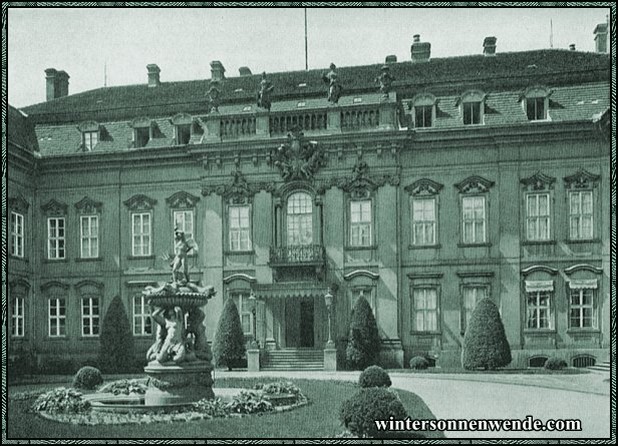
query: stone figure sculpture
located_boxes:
[163,228,198,285]
[322,63,343,104]
[375,64,395,99]
[149,305,187,364]
[186,307,213,361]
[257,72,274,111]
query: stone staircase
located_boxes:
[261,348,324,371]
[587,360,610,374]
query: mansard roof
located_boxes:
[8,105,39,152]
[22,49,609,125]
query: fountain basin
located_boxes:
[144,360,214,405]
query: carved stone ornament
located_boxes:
[208,82,221,113]
[334,161,400,198]
[272,127,326,182]
[520,172,556,191]
[564,169,600,189]
[9,195,30,213]
[41,199,68,215]
[166,191,200,209]
[405,178,444,196]
[74,196,103,214]
[202,170,261,204]
[454,175,495,194]
[123,194,157,210]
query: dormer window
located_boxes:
[130,117,152,148]
[77,121,100,151]
[522,86,551,121]
[411,93,436,128]
[458,91,485,125]
[170,113,193,145]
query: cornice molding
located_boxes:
[521,265,559,276]
[455,175,495,194]
[404,178,444,196]
[8,194,30,213]
[166,191,200,209]
[520,171,556,191]
[41,199,68,215]
[123,194,157,210]
[564,264,603,275]
[343,269,380,281]
[564,169,601,190]
[74,196,103,213]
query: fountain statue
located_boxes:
[141,229,216,406]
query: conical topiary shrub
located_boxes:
[462,297,512,370]
[98,295,135,373]
[346,295,381,370]
[212,297,246,371]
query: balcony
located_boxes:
[270,244,325,266]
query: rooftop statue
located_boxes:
[322,63,343,104]
[256,72,274,111]
[375,64,395,99]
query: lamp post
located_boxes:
[248,291,258,348]
[324,288,334,348]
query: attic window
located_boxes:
[411,93,436,128]
[353,97,363,103]
[175,124,191,145]
[522,86,551,121]
[297,101,306,107]
[298,82,307,87]
[459,91,485,125]
[83,131,98,151]
[135,127,150,147]
[242,105,252,112]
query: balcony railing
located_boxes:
[270,111,328,136]
[220,116,257,140]
[341,108,380,131]
[269,244,325,266]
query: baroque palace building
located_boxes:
[7,28,611,370]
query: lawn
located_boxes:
[7,377,444,439]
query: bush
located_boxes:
[544,357,568,370]
[409,356,429,370]
[227,390,274,414]
[193,398,230,418]
[339,387,407,438]
[73,366,103,390]
[33,388,90,414]
[255,381,303,396]
[346,296,381,370]
[98,295,135,374]
[359,365,391,388]
[462,298,512,370]
[212,297,246,371]
[97,378,147,395]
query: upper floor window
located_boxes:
[10,211,24,257]
[412,198,436,245]
[569,191,593,240]
[174,210,194,244]
[78,121,100,151]
[229,205,251,251]
[350,200,372,247]
[526,193,550,241]
[47,217,66,259]
[171,113,193,145]
[455,176,494,245]
[521,86,550,121]
[459,91,485,125]
[80,215,99,258]
[287,192,313,246]
[132,213,151,257]
[130,117,152,148]
[411,93,436,128]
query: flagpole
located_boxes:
[304,8,308,70]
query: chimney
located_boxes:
[593,23,608,53]
[411,34,431,63]
[385,54,397,64]
[45,68,70,101]
[146,64,161,87]
[210,60,226,81]
[483,36,497,56]
[569,43,576,51]
[238,66,252,76]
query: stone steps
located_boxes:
[587,361,610,373]
[261,349,324,371]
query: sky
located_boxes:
[7,6,610,108]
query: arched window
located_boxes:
[287,192,313,246]
[572,355,595,368]
[521,86,551,121]
[528,356,548,368]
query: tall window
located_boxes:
[80,215,99,258]
[229,206,251,251]
[462,196,486,244]
[174,210,194,242]
[232,293,253,336]
[175,124,191,145]
[463,101,482,125]
[287,192,313,245]
[350,200,372,247]
[82,297,100,336]
[133,295,152,336]
[10,212,24,257]
[414,105,433,128]
[569,287,596,329]
[412,198,436,245]
[83,131,98,151]
[526,97,546,121]
[11,296,25,337]
[527,291,552,329]
[47,217,65,259]
[462,286,487,333]
[412,288,438,332]
[132,213,151,256]
[526,193,550,241]
[49,298,66,337]
[569,191,593,240]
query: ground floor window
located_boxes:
[11,296,25,337]
[412,287,438,332]
[82,297,100,336]
[49,298,66,337]
[133,295,152,336]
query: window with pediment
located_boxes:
[42,199,68,260]
[42,281,70,338]
[9,195,29,258]
[410,93,436,128]
[455,176,494,245]
[405,179,443,247]
[521,172,555,242]
[458,90,485,125]
[408,272,442,334]
[124,194,157,257]
[166,191,200,251]
[564,169,600,241]
[9,280,29,338]
[521,265,558,332]
[75,196,103,259]
[521,86,551,121]
[565,264,602,330]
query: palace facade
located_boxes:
[7,28,611,370]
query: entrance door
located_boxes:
[299,300,314,347]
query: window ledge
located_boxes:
[79,336,100,340]
[9,255,29,262]
[127,255,156,260]
[133,334,154,338]
[523,329,557,335]
[410,331,441,336]
[224,250,255,256]
[457,242,492,248]
[566,329,600,335]
[566,238,600,244]
[75,257,104,262]
[521,240,556,246]
[47,336,69,340]
[408,244,442,250]
[345,245,377,251]
[43,258,69,263]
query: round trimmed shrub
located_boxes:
[346,296,381,370]
[73,366,103,390]
[359,365,391,388]
[462,298,512,370]
[213,297,246,371]
[339,387,407,438]
[409,356,429,370]
[544,357,568,370]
